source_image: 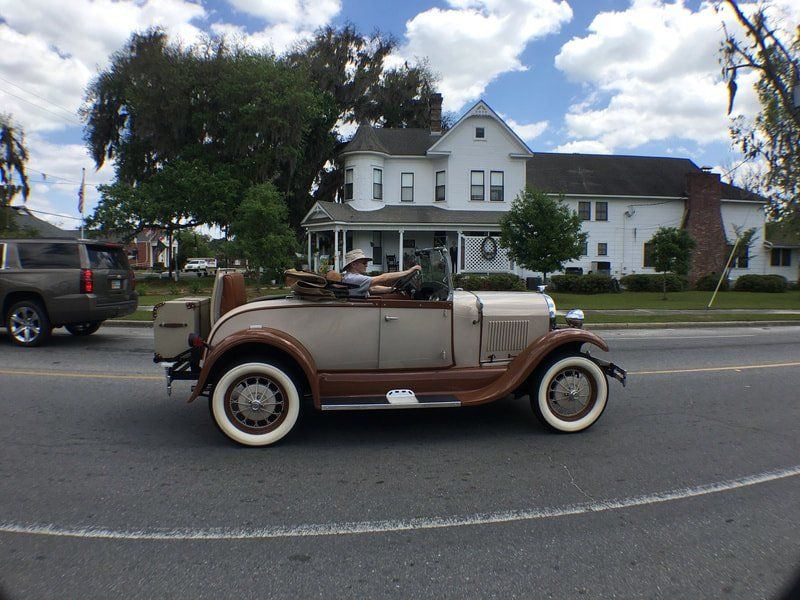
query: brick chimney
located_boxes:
[429,93,443,134]
[683,170,728,283]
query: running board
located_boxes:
[321,394,461,411]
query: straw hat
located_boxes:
[343,249,371,270]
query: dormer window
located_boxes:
[344,168,353,201]
[475,127,485,139]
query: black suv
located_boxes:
[0,238,138,346]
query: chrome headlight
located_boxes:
[565,308,585,328]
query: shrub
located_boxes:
[694,273,728,292]
[619,273,689,292]
[189,280,204,295]
[549,274,619,294]
[733,274,787,293]
[454,273,525,291]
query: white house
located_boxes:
[302,96,781,283]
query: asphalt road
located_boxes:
[1,325,799,599]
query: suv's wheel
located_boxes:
[210,362,300,446]
[6,300,52,347]
[531,354,608,433]
[65,321,103,336]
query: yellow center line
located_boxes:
[0,369,162,381]
[630,362,800,376]
[1,362,799,381]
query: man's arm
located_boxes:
[369,264,421,286]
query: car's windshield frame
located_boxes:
[413,247,453,300]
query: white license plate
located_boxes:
[111,280,122,290]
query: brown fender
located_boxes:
[456,328,609,406]
[187,328,319,404]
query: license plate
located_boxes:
[111,279,122,290]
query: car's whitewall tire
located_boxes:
[533,354,608,433]
[211,362,300,447]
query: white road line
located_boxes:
[1,465,798,541]
[615,334,756,340]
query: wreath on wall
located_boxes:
[481,236,498,260]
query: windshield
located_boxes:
[413,247,452,300]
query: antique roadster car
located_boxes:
[154,248,626,446]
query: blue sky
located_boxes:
[1,0,797,229]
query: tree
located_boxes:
[229,184,297,280]
[719,0,800,219]
[499,188,587,282]
[649,227,696,299]
[174,229,214,270]
[0,114,30,232]
[87,159,241,275]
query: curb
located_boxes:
[106,319,800,330]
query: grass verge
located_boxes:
[550,290,800,310]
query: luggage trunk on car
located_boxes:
[153,297,211,361]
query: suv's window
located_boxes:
[17,243,80,269]
[87,245,128,269]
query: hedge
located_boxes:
[549,274,620,294]
[454,273,526,291]
[733,274,788,293]
[619,273,690,292]
[694,273,729,292]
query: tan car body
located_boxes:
[186,290,609,408]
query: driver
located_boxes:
[341,249,421,298]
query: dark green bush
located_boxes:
[733,274,787,293]
[619,273,689,292]
[694,273,728,292]
[454,273,525,291]
[549,274,619,294]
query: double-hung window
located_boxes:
[401,173,414,202]
[470,171,484,201]
[596,201,608,221]
[490,171,504,201]
[771,248,791,267]
[435,171,446,202]
[578,201,591,220]
[643,242,654,268]
[597,243,608,256]
[344,168,353,201]
[373,168,382,200]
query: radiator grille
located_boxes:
[486,320,528,352]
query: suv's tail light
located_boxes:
[128,269,136,291]
[80,268,94,294]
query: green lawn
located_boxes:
[580,313,800,324]
[550,290,800,310]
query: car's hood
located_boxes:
[462,290,550,318]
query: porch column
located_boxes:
[342,227,348,257]
[334,228,340,271]
[315,233,321,272]
[307,232,312,271]
[456,230,463,275]
[398,229,404,271]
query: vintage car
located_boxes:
[154,248,626,447]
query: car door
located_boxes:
[378,299,453,369]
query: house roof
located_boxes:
[526,153,766,202]
[303,201,503,227]
[3,206,78,237]
[765,221,800,247]
[341,125,439,156]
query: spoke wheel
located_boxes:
[6,300,51,347]
[532,354,608,433]
[211,362,300,447]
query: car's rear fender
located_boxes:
[187,328,318,404]
[456,328,610,405]
[2,290,48,320]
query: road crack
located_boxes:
[563,464,595,501]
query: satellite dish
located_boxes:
[624,208,635,218]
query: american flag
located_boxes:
[78,168,85,214]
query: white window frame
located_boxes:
[373,168,383,200]
[490,171,504,201]
[470,170,484,201]
[401,172,414,203]
[344,168,353,201]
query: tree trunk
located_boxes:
[661,271,667,300]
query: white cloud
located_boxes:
[504,117,548,142]
[553,0,798,154]
[396,0,572,111]
[226,0,340,30]
[554,140,612,154]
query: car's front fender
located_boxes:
[457,328,610,405]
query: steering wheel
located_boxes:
[391,269,421,295]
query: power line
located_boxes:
[10,206,83,221]
[0,75,78,118]
[0,87,83,126]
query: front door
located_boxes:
[378,299,453,369]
